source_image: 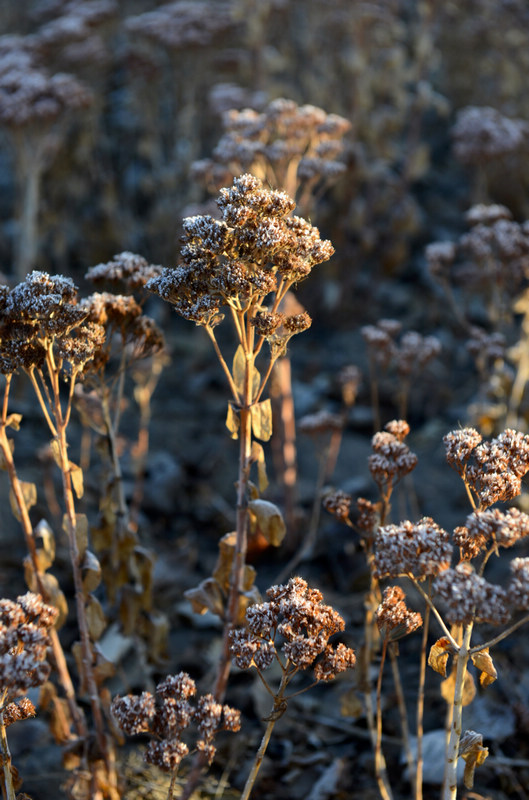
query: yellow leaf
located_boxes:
[251,398,273,441]
[471,648,497,687]
[225,403,240,439]
[428,637,454,677]
[5,413,22,430]
[251,441,269,492]
[248,499,286,546]
[50,439,62,469]
[63,513,89,559]
[232,345,246,395]
[69,461,84,500]
[86,595,106,641]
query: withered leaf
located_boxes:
[248,499,286,546]
[251,441,269,492]
[471,648,497,687]
[81,550,102,593]
[251,398,272,441]
[69,461,84,500]
[5,413,22,430]
[9,481,37,522]
[225,403,239,440]
[63,513,89,559]
[459,730,488,789]
[184,577,225,617]
[85,595,106,641]
[232,345,246,396]
[428,637,454,677]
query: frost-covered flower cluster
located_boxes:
[0,592,58,725]
[111,672,240,771]
[146,174,334,326]
[445,427,529,508]
[229,577,356,682]
[374,517,452,580]
[375,586,423,641]
[368,420,418,490]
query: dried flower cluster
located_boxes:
[368,420,418,490]
[85,251,164,293]
[433,563,510,625]
[374,517,452,581]
[125,1,234,50]
[444,427,529,508]
[0,592,58,724]
[111,672,240,771]
[427,203,529,307]
[375,586,423,641]
[0,40,91,126]
[229,577,356,682]
[0,271,100,374]
[452,106,529,165]
[362,320,441,375]
[454,507,529,560]
[323,489,352,522]
[192,97,351,203]
[147,174,334,326]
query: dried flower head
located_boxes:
[0,592,58,707]
[323,490,352,522]
[454,508,529,560]
[230,577,355,683]
[465,429,529,508]
[374,517,452,580]
[368,420,418,489]
[299,410,343,436]
[375,586,423,641]
[147,175,333,326]
[433,563,510,625]
[507,558,529,610]
[452,106,529,165]
[85,252,164,293]
[112,672,240,773]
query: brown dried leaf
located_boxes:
[9,481,37,521]
[225,402,239,440]
[459,730,489,789]
[86,595,106,641]
[471,648,497,687]
[184,577,225,617]
[5,413,22,430]
[81,550,102,593]
[69,461,84,500]
[251,441,269,492]
[63,513,89,559]
[248,499,286,546]
[232,345,246,396]
[251,398,272,441]
[428,637,454,676]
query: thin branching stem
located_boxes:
[410,578,459,651]
[204,325,240,403]
[415,579,432,800]
[469,612,529,654]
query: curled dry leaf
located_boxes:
[471,648,497,686]
[428,637,455,676]
[459,730,489,788]
[248,499,286,546]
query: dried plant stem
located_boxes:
[442,623,473,800]
[240,673,289,800]
[375,637,393,800]
[167,769,178,800]
[415,581,432,800]
[14,140,45,282]
[0,377,86,740]
[388,645,415,797]
[0,692,16,800]
[363,569,394,800]
[29,356,118,795]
